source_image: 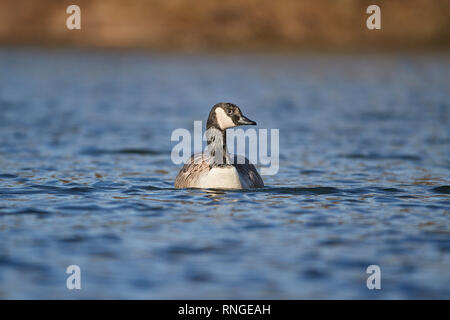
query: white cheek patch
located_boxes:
[215,108,236,129]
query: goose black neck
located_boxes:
[206,124,228,165]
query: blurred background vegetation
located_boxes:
[0,0,449,51]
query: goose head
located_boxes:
[206,102,256,130]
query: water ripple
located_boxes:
[0,51,448,299]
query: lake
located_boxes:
[0,49,449,299]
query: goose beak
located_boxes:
[237,115,257,126]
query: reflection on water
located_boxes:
[0,49,449,299]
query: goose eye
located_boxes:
[227,109,233,115]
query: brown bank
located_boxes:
[0,0,449,51]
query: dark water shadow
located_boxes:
[203,186,342,195]
[0,208,52,216]
[80,147,165,156]
[29,184,95,194]
[0,174,18,179]
[340,153,421,161]
[432,186,450,194]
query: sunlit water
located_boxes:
[0,49,449,299]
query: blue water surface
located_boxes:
[0,49,449,299]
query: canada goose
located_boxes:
[174,102,264,189]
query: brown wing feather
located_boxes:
[174,154,209,188]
